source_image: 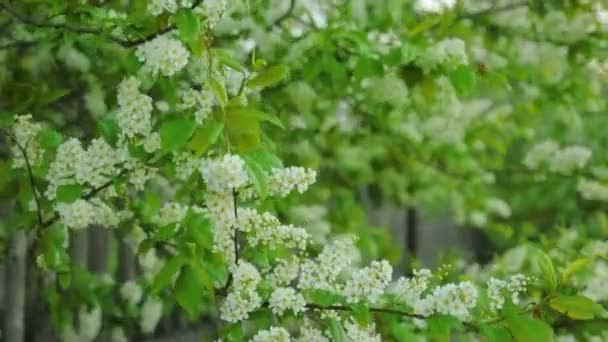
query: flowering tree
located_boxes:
[1,0,608,341]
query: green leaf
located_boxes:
[174,8,200,43]
[241,154,268,199]
[160,118,196,151]
[188,119,224,156]
[186,214,213,251]
[561,257,592,282]
[327,318,346,342]
[549,295,604,320]
[175,266,203,319]
[306,289,343,307]
[506,314,553,342]
[210,77,228,107]
[139,191,162,221]
[427,315,460,342]
[98,119,119,146]
[56,184,83,203]
[223,323,244,342]
[351,303,371,326]
[151,255,184,294]
[242,149,283,170]
[191,260,215,301]
[479,324,512,342]
[448,65,477,96]
[247,65,289,88]
[37,129,63,150]
[225,107,261,152]
[230,107,283,129]
[38,88,70,106]
[533,249,558,291]
[213,48,246,72]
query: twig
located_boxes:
[0,0,203,48]
[41,167,129,228]
[1,128,43,229]
[305,303,427,319]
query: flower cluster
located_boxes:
[238,208,309,250]
[116,77,154,140]
[393,270,478,320]
[577,179,608,201]
[344,320,382,342]
[298,236,357,291]
[55,198,119,230]
[487,274,530,312]
[178,87,216,124]
[268,287,306,316]
[152,202,188,226]
[147,0,193,16]
[524,141,592,174]
[267,167,317,197]
[427,281,478,321]
[485,197,511,219]
[523,140,559,169]
[120,280,143,306]
[414,0,456,14]
[343,260,393,304]
[140,297,163,334]
[250,326,291,342]
[583,262,608,301]
[220,261,263,322]
[136,35,189,77]
[195,0,228,28]
[45,138,121,199]
[11,114,43,169]
[550,146,592,175]
[200,154,249,193]
[62,305,103,342]
[422,38,468,70]
[392,268,433,305]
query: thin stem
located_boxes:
[41,168,129,228]
[305,303,427,320]
[232,188,239,265]
[1,128,43,229]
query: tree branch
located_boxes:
[0,0,204,48]
[1,128,43,229]
[41,167,129,228]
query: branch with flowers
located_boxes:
[2,0,608,342]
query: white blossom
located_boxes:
[268,287,306,316]
[577,179,608,201]
[152,202,188,226]
[422,38,468,70]
[78,305,103,342]
[200,154,249,193]
[196,0,228,28]
[143,132,161,153]
[344,320,381,342]
[250,326,291,342]
[415,0,456,14]
[220,261,263,322]
[523,140,559,169]
[549,145,592,175]
[136,35,189,77]
[120,280,143,306]
[140,297,163,334]
[11,114,43,169]
[116,77,154,140]
[179,87,216,124]
[267,167,317,197]
[343,260,393,304]
[485,197,511,218]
